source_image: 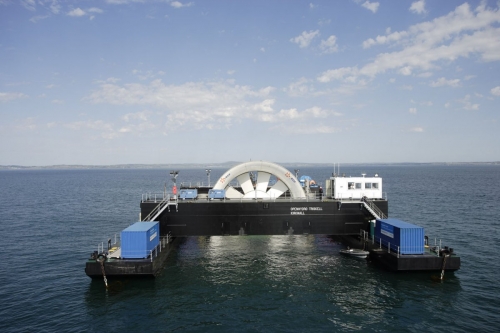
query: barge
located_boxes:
[85,161,460,280]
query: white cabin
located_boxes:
[325,174,383,200]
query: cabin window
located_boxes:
[365,183,372,189]
[355,183,362,189]
[372,183,379,189]
[348,182,355,189]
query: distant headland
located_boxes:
[1,161,499,170]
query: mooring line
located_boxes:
[440,254,449,281]
[97,255,108,288]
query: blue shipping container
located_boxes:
[121,221,160,259]
[375,218,424,254]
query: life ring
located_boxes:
[172,186,177,195]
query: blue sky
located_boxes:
[1,0,499,165]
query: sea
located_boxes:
[0,165,499,332]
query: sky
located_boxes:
[1,0,500,166]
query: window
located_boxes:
[365,183,372,189]
[372,183,379,189]
[355,183,362,189]
[348,182,355,189]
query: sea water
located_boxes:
[0,165,498,332]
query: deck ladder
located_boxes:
[142,196,178,222]
[362,198,387,220]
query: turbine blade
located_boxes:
[267,180,288,199]
[237,173,254,195]
[225,186,244,199]
[255,172,271,193]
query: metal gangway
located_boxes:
[142,195,178,221]
[362,198,387,220]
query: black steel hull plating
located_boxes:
[141,200,388,237]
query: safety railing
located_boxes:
[373,235,402,258]
[362,198,387,219]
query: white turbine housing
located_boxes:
[212,161,306,199]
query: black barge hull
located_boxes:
[340,236,461,272]
[85,237,181,279]
[141,199,388,237]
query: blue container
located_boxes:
[121,222,160,259]
[375,218,424,254]
[179,189,198,200]
[208,189,225,199]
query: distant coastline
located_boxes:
[1,161,499,170]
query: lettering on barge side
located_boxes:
[290,207,323,215]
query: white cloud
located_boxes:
[320,35,338,54]
[67,7,103,18]
[85,79,344,132]
[361,1,379,13]
[409,0,426,15]
[410,127,424,132]
[317,66,359,83]
[284,78,313,97]
[21,0,36,11]
[132,69,165,81]
[50,0,61,14]
[67,8,86,17]
[417,72,433,78]
[0,92,28,102]
[399,66,412,76]
[123,111,149,122]
[88,7,103,14]
[430,77,460,87]
[318,19,331,26]
[170,1,193,9]
[105,0,148,4]
[409,107,417,114]
[491,86,500,96]
[329,3,500,82]
[30,15,50,23]
[458,94,479,110]
[290,30,320,48]
[271,123,339,134]
[309,3,317,9]
[362,30,408,49]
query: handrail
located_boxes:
[362,198,387,219]
[142,196,171,221]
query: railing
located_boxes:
[362,198,387,219]
[97,233,119,254]
[374,235,401,258]
[149,233,172,262]
[142,196,173,221]
[141,192,327,202]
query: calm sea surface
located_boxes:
[0,165,499,332]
